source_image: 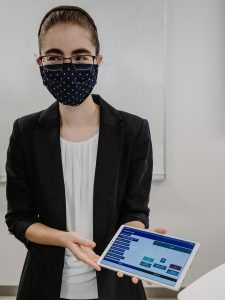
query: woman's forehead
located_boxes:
[41,23,95,55]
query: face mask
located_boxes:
[39,63,99,106]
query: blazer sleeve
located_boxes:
[5,118,39,250]
[118,118,153,229]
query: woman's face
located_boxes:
[37,23,103,66]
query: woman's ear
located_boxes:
[96,54,103,66]
[36,57,42,66]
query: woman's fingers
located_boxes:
[117,271,124,277]
[79,252,101,271]
[80,244,100,261]
[73,233,96,248]
[69,243,101,271]
[117,271,139,284]
[132,276,139,284]
[153,227,167,234]
[64,232,100,271]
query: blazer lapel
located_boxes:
[34,94,124,253]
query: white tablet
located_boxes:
[97,225,200,291]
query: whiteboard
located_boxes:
[0,0,166,182]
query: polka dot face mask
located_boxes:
[39,63,99,106]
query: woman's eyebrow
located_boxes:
[44,48,92,55]
[44,48,63,55]
[72,48,92,55]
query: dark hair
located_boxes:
[38,5,100,55]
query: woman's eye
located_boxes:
[47,56,61,61]
[76,55,88,61]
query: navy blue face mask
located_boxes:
[39,63,99,106]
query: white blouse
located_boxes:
[59,130,99,299]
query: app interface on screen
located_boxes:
[101,227,195,286]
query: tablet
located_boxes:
[97,225,200,291]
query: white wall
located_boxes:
[150,0,225,286]
[0,0,225,287]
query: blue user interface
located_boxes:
[101,227,195,286]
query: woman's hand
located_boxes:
[61,231,101,271]
[116,227,168,284]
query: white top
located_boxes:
[59,131,99,299]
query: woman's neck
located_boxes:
[59,95,100,130]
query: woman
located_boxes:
[5,5,166,300]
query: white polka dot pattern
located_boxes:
[39,63,99,106]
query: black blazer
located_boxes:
[5,94,153,300]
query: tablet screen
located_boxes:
[100,226,196,287]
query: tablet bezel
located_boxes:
[97,225,200,291]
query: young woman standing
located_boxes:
[5,5,166,300]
